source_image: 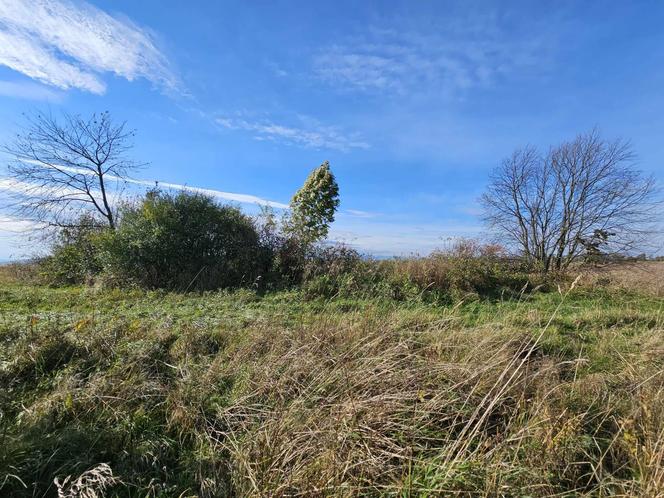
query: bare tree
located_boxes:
[2,111,141,230]
[481,130,659,271]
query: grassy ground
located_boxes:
[0,265,663,496]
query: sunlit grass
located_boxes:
[1,267,663,496]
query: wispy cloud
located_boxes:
[124,177,289,209]
[0,176,103,208]
[0,0,178,94]
[215,115,369,152]
[343,209,379,219]
[0,214,45,261]
[313,20,551,96]
[0,215,41,234]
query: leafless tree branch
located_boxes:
[1,110,144,231]
[481,129,661,271]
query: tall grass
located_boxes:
[0,265,663,496]
[301,240,539,303]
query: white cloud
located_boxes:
[0,0,178,94]
[0,176,88,201]
[0,29,105,93]
[124,177,289,209]
[0,215,41,233]
[0,215,45,261]
[343,209,379,219]
[313,21,550,96]
[216,116,369,152]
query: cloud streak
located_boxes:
[124,177,289,209]
[0,215,41,234]
[216,116,369,152]
[343,209,379,219]
[0,0,178,94]
[1,162,289,209]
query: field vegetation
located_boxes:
[1,261,663,497]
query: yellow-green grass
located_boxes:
[0,268,662,496]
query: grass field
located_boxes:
[1,264,663,497]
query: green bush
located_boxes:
[102,190,265,291]
[39,216,106,285]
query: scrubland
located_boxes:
[0,262,663,497]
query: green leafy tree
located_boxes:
[285,161,340,244]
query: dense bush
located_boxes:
[383,239,534,300]
[300,244,364,298]
[39,216,106,285]
[250,207,308,288]
[102,191,265,291]
[252,208,355,289]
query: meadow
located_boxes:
[0,262,663,497]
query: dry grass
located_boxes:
[54,463,119,498]
[201,284,664,496]
[0,263,663,496]
[0,261,41,286]
[583,261,664,297]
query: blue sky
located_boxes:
[1,0,663,259]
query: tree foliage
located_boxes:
[285,161,340,244]
[103,190,264,290]
[481,130,658,271]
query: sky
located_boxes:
[0,0,663,259]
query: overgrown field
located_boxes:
[1,264,663,497]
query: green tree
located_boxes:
[285,161,340,244]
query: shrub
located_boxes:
[381,239,533,301]
[39,216,106,285]
[299,239,536,302]
[300,244,363,298]
[253,207,353,289]
[102,191,264,291]
[0,260,43,285]
[247,206,311,289]
[271,237,308,286]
